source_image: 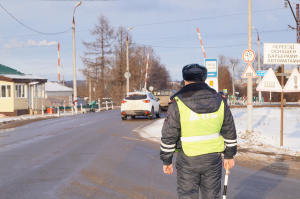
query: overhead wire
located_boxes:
[0,2,72,35]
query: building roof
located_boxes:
[3,74,47,80]
[45,82,73,92]
[0,64,25,75]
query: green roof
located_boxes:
[0,64,25,75]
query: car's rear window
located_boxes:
[125,94,147,100]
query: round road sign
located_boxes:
[124,72,131,78]
[242,49,255,63]
[149,86,154,91]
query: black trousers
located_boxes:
[176,151,222,199]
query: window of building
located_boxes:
[0,85,12,98]
[35,84,42,98]
[15,84,26,98]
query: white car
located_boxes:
[121,91,161,120]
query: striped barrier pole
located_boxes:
[58,43,60,83]
[223,164,229,199]
[196,28,207,59]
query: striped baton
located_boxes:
[223,164,229,199]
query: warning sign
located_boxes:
[263,43,300,65]
[283,68,300,92]
[242,64,258,78]
[256,68,282,92]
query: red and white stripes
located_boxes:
[197,28,207,59]
[58,43,60,83]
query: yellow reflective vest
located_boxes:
[175,96,225,157]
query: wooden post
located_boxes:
[280,64,284,146]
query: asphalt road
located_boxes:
[0,109,299,199]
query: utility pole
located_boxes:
[89,71,92,104]
[232,63,235,97]
[297,4,300,102]
[247,0,253,133]
[253,27,261,104]
[126,26,133,94]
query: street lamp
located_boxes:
[252,26,261,104]
[126,26,133,94]
[72,1,82,114]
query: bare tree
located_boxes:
[109,26,128,104]
[218,55,232,94]
[81,15,114,101]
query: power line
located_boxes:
[0,3,72,35]
[132,8,286,27]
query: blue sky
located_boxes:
[0,0,298,82]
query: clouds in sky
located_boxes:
[3,39,58,49]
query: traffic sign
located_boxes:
[263,43,300,65]
[283,68,300,92]
[242,49,255,63]
[257,70,267,76]
[205,58,218,77]
[256,68,282,92]
[242,64,258,78]
[124,72,131,78]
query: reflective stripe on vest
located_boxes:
[175,96,225,157]
[181,132,221,142]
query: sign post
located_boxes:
[242,48,256,133]
[205,58,218,91]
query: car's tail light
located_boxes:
[143,100,150,103]
[122,100,127,104]
[145,111,149,114]
[122,112,126,115]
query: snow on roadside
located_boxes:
[138,107,300,156]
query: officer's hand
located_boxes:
[223,159,235,173]
[163,164,173,174]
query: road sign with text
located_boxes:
[242,49,255,63]
[205,58,218,77]
[242,64,258,78]
[263,43,300,65]
[257,70,267,76]
[256,68,282,92]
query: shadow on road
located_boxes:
[234,158,289,199]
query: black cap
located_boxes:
[182,63,207,82]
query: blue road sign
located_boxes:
[205,58,218,77]
[257,70,267,76]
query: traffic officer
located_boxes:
[160,63,237,199]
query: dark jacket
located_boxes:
[160,82,237,165]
